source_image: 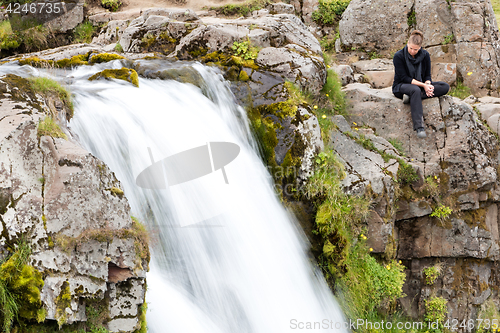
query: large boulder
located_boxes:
[339,0,413,52]
[0,74,148,332]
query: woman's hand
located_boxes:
[424,83,434,97]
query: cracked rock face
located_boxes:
[0,75,148,332]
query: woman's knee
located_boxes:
[405,85,421,95]
[434,81,450,96]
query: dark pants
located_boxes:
[394,81,450,130]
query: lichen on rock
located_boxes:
[89,68,139,87]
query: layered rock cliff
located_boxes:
[0,74,148,332]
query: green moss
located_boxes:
[312,0,350,26]
[19,54,90,69]
[28,76,73,116]
[18,57,54,67]
[397,159,419,185]
[407,8,416,27]
[114,42,124,52]
[134,302,147,333]
[238,70,249,81]
[55,281,71,328]
[449,79,471,99]
[424,297,447,324]
[89,53,125,64]
[188,47,208,58]
[101,0,121,11]
[321,69,347,116]
[230,56,259,70]
[423,264,442,285]
[37,117,67,140]
[73,21,96,44]
[461,207,488,229]
[109,187,124,198]
[0,239,44,333]
[89,68,139,87]
[55,54,89,68]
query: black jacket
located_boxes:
[392,47,431,94]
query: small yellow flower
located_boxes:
[434,175,437,179]
[326,94,329,97]
[327,65,331,68]
[467,71,473,76]
[411,159,414,161]
[399,260,402,264]
[353,122,357,125]
[387,266,391,270]
[355,128,359,131]
[322,114,327,119]
[313,105,318,109]
[369,248,373,252]
[363,235,367,240]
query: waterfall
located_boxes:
[2,60,347,332]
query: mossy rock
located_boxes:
[18,54,91,68]
[140,31,178,55]
[88,68,139,87]
[88,53,125,64]
[238,70,249,81]
[248,97,308,197]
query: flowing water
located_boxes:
[1,60,346,332]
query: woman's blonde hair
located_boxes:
[409,30,424,46]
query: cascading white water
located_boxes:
[2,60,347,332]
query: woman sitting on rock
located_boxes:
[392,30,450,138]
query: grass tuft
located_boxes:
[73,21,96,44]
[449,79,471,100]
[209,0,272,17]
[312,0,350,26]
[37,117,67,140]
[321,69,347,116]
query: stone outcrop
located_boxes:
[90,9,326,95]
[0,74,148,332]
[338,0,500,96]
[334,82,500,323]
